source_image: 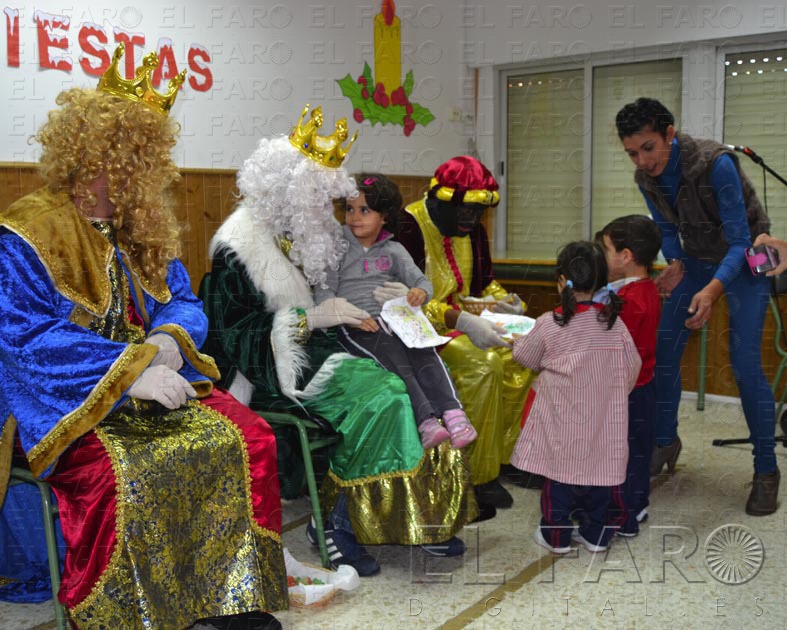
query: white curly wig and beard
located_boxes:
[236,135,357,288]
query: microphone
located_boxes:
[724,144,763,164]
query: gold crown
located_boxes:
[97,42,186,115]
[289,104,358,168]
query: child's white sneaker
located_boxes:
[534,527,572,554]
[571,527,608,553]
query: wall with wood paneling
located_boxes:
[2,163,783,400]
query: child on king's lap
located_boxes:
[597,214,662,537]
[312,173,476,450]
[510,241,641,554]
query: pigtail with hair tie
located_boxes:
[555,278,576,327]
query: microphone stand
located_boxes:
[712,146,787,448]
[735,146,787,188]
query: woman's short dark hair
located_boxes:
[615,97,675,140]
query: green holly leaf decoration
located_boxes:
[410,102,435,126]
[403,70,414,96]
[337,66,433,136]
[362,62,373,86]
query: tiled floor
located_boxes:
[4,398,786,629]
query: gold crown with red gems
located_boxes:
[97,42,186,115]
[288,104,358,168]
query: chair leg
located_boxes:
[293,422,331,568]
[36,482,68,630]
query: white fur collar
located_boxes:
[209,202,314,311]
[209,202,350,401]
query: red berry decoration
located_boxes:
[391,87,406,106]
[405,103,413,115]
[361,87,369,100]
[373,84,389,107]
[353,108,364,123]
[358,76,367,86]
[403,115,415,136]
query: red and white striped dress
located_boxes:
[510,306,641,486]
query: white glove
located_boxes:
[372,281,410,305]
[127,364,196,410]
[492,294,525,316]
[146,333,184,371]
[456,311,511,349]
[305,298,370,330]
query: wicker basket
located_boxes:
[459,296,497,315]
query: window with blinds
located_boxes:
[505,69,585,260]
[502,59,682,262]
[590,60,683,238]
[724,49,787,239]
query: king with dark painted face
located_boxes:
[397,155,537,514]
[426,197,487,237]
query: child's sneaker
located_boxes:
[571,527,608,553]
[534,528,572,554]
[636,508,648,523]
[442,409,477,448]
[306,516,380,576]
[418,416,451,449]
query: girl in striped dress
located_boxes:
[510,241,641,554]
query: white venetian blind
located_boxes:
[723,49,787,240]
[505,69,585,260]
[590,59,683,238]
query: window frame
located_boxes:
[492,36,787,263]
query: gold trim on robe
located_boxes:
[27,343,159,477]
[320,442,478,546]
[0,416,18,508]
[0,188,171,315]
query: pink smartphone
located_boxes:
[745,245,779,275]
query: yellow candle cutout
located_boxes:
[374,0,401,95]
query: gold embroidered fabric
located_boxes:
[320,442,478,545]
[71,402,287,629]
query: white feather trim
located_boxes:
[210,203,314,311]
[271,308,312,399]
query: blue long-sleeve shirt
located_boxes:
[640,137,751,288]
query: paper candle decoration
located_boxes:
[374,0,401,94]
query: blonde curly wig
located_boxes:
[35,88,181,286]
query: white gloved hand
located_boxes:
[127,364,197,410]
[372,281,410,306]
[305,298,370,330]
[492,294,525,316]
[455,311,511,349]
[146,333,184,371]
